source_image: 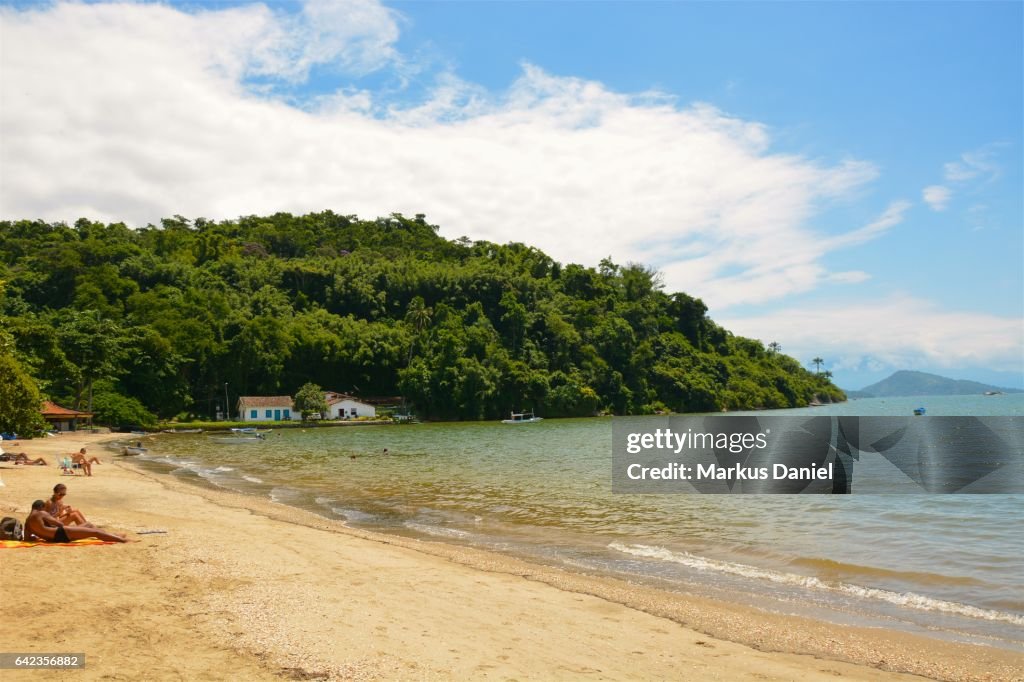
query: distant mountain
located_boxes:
[849,370,1023,398]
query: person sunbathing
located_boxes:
[11,453,47,466]
[45,483,94,527]
[23,501,126,543]
[70,448,100,476]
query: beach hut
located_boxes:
[237,396,301,422]
[41,401,93,432]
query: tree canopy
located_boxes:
[0,212,844,423]
[294,382,328,420]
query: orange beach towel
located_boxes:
[0,537,118,549]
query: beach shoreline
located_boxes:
[2,432,1021,681]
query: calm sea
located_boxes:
[133,394,1024,650]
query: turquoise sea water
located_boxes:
[133,394,1024,650]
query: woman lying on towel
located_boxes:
[45,484,94,528]
[24,500,127,543]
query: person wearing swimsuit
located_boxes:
[45,484,94,527]
[23,501,127,543]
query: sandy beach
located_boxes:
[1,433,1021,681]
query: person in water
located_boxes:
[24,500,127,543]
[45,483,94,527]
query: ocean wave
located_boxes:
[608,542,1024,626]
[269,487,303,504]
[405,521,472,539]
[329,507,374,523]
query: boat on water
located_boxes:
[502,411,543,424]
[163,428,203,434]
[213,432,267,443]
[913,407,926,416]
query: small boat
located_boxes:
[913,407,926,416]
[212,433,267,443]
[502,411,543,424]
[984,391,1003,396]
[163,428,203,434]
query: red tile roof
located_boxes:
[40,401,93,417]
[238,396,294,408]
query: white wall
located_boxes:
[327,400,375,419]
[238,404,300,421]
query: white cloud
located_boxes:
[922,145,1005,217]
[922,185,951,211]
[943,148,1000,183]
[661,200,906,309]
[718,295,1024,375]
[2,0,898,315]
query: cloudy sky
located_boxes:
[1,0,1021,389]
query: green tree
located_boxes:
[56,311,128,412]
[404,296,432,365]
[812,357,824,374]
[90,379,156,428]
[0,350,46,435]
[293,382,328,420]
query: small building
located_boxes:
[237,396,300,422]
[324,391,376,420]
[41,401,93,432]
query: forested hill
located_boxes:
[0,212,843,425]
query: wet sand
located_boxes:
[1,432,1020,680]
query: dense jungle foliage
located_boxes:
[0,212,844,427]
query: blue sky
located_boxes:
[1,0,1021,389]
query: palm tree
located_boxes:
[767,341,781,355]
[404,296,433,366]
[811,357,824,374]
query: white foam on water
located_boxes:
[242,475,263,484]
[608,542,1024,626]
[214,466,234,472]
[404,522,472,539]
[330,507,374,523]
[269,487,302,504]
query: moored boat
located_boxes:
[502,411,543,424]
[212,432,267,443]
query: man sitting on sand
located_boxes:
[45,483,94,527]
[70,448,101,476]
[24,500,126,544]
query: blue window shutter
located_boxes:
[250,409,257,418]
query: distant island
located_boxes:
[846,370,1023,398]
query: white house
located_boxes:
[324,391,376,420]
[237,396,301,422]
